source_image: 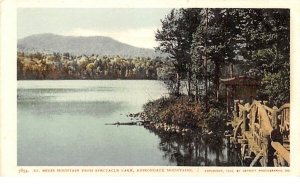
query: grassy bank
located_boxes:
[142,96,227,136]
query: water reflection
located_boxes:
[18,101,126,116]
[18,80,172,166]
[17,80,241,166]
[146,127,241,166]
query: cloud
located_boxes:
[62,27,159,49]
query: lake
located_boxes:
[17,80,238,166]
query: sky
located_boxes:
[17,8,172,49]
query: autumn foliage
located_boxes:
[143,96,204,129]
[17,52,168,80]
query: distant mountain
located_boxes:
[17,33,164,58]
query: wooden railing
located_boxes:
[230,100,290,167]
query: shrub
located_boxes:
[204,107,226,132]
[143,96,176,122]
[159,100,203,128]
[143,96,204,129]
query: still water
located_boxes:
[17,80,236,166]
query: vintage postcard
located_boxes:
[0,0,300,176]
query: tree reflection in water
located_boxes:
[145,127,241,166]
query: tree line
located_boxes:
[155,8,289,107]
[17,52,172,80]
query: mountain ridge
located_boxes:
[17,33,164,58]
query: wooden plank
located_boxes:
[278,103,290,111]
[283,138,290,151]
[257,103,273,135]
[250,152,263,166]
[263,105,274,114]
[238,138,247,144]
[244,131,261,154]
[271,141,290,165]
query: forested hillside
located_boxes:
[17,52,172,80]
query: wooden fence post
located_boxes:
[242,109,248,138]
[272,106,278,129]
[233,100,239,118]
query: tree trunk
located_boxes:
[229,63,234,78]
[176,73,181,96]
[187,71,192,96]
[214,61,220,101]
[204,8,209,111]
[195,79,199,103]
